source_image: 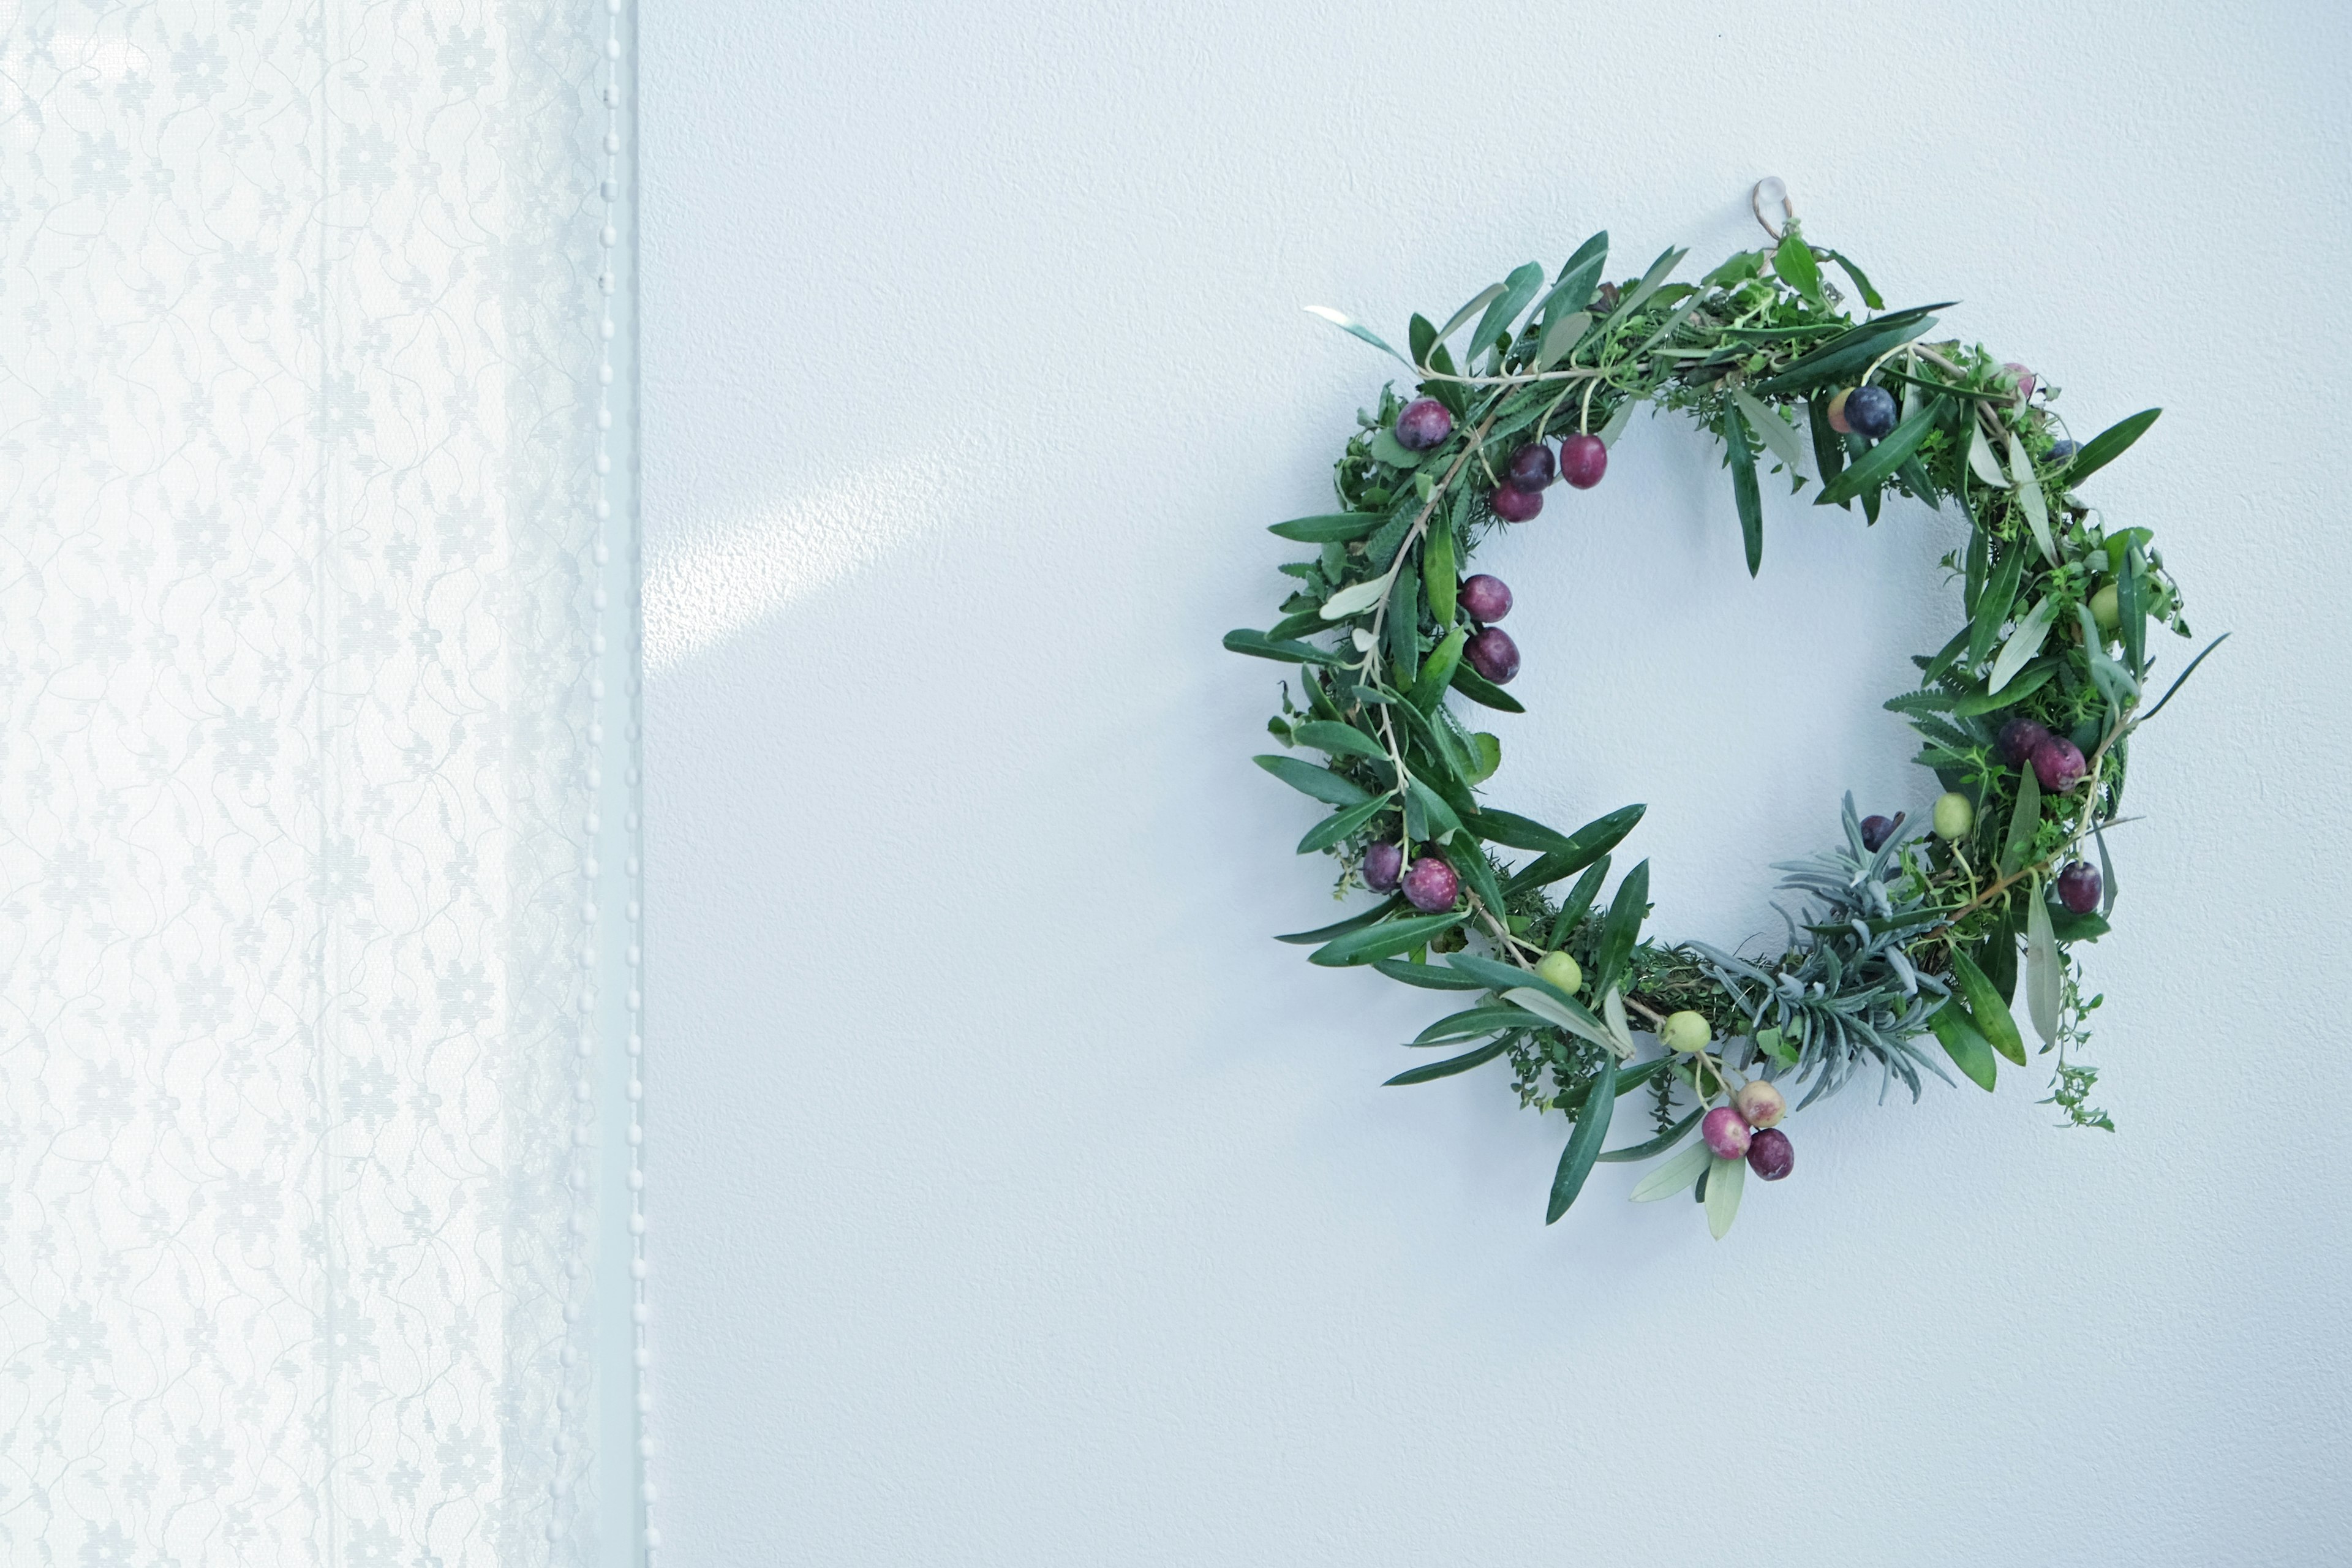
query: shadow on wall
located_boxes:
[644,440,980,677]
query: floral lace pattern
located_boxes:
[0,2,625,1561]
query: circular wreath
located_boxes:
[1227,187,2222,1237]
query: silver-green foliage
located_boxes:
[1684,796,1953,1110]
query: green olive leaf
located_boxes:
[1928,1000,1998,1091]
[1630,1139,1713,1201]
[1254,753,1373,807]
[2026,880,2062,1047]
[1320,574,1392,620]
[2000,764,2043,878]
[1966,423,2010,488]
[1289,721,1386,761]
[1385,1039,1511,1087]
[2062,408,2161,484]
[1303,304,1409,364]
[1814,402,1940,507]
[1730,386,1809,476]
[1308,910,1466,967]
[1423,524,1457,630]
[1948,949,2026,1066]
[1546,1054,1616,1223]
[1723,405,1765,578]
[1705,1152,1746,1239]
[1986,595,2058,695]
[1967,549,2025,671]
[1433,283,1506,348]
[2004,431,2056,562]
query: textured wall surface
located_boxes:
[641,4,2350,1561]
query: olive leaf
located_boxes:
[1928,1000,1998,1091]
[1948,950,2026,1066]
[1254,754,1373,807]
[2062,407,2161,484]
[1423,524,1457,629]
[1308,911,1466,967]
[1448,660,1525,712]
[1502,985,1619,1055]
[1814,402,1940,507]
[1296,793,1393,855]
[1289,720,1386,761]
[1433,283,1506,348]
[2026,880,2061,1046]
[1630,1139,1713,1202]
[1705,1153,1746,1239]
[1723,404,1765,578]
[1385,1040,1511,1087]
[1806,397,1848,505]
[2000,764,2043,877]
[1372,957,1488,990]
[2119,543,2148,678]
[1275,898,1401,944]
[1224,628,1342,668]
[1591,860,1651,999]
[1546,1054,1616,1223]
[1410,627,1467,710]
[1320,574,1392,620]
[1536,309,1591,371]
[1615,245,1688,319]
[1966,424,2010,489]
[1469,262,1547,361]
[1730,386,1809,476]
[1270,512,1384,542]
[2004,431,2056,562]
[1303,305,1409,364]
[1986,595,2058,695]
[1819,247,1883,309]
[1412,1005,1544,1047]
[1596,1108,1700,1163]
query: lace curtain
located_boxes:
[0,2,646,1564]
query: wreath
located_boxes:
[1226,184,2223,1238]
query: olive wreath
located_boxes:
[1226,184,2223,1238]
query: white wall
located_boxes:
[642,4,2351,1561]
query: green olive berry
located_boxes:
[1660,1010,1711,1054]
[2090,582,2120,633]
[1932,791,1975,841]
[1536,951,1583,996]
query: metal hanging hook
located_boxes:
[1752,177,1795,241]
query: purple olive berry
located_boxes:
[1490,483,1544,522]
[1504,441,1556,491]
[1997,717,2053,767]
[2046,439,2079,465]
[1746,1127,1794,1181]
[1702,1106,1752,1160]
[1363,840,1403,892]
[1458,573,1512,624]
[2057,861,2101,914]
[1845,385,1898,440]
[1400,854,1459,913]
[1860,814,1895,853]
[1558,433,1608,489]
[2003,361,2037,401]
[1464,627,1521,684]
[1825,389,1853,434]
[2031,736,2087,792]
[1394,398,1453,452]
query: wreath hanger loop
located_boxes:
[1751,176,1795,241]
